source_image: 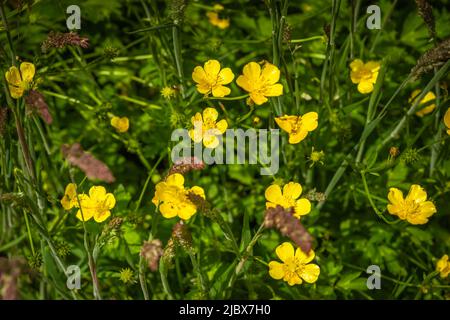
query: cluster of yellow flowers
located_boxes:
[192,59,283,105]
[264,182,320,285]
[61,183,116,222]
[349,60,450,133]
[191,58,320,285]
[152,173,205,220]
[191,59,318,145]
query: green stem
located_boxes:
[207,94,249,101]
[360,171,398,224]
[172,25,185,98]
[23,211,35,255]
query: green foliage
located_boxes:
[0,0,449,300]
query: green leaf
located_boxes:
[209,261,237,299]
[336,271,363,290]
[239,210,251,251]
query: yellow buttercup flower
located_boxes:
[192,60,234,97]
[152,173,205,220]
[60,183,94,222]
[265,182,311,219]
[444,108,450,135]
[268,242,320,286]
[5,62,36,99]
[436,254,450,278]
[61,183,79,210]
[349,59,380,94]
[78,186,116,223]
[387,184,436,225]
[206,12,230,29]
[409,89,436,117]
[111,116,129,133]
[188,107,228,148]
[275,112,318,144]
[236,61,283,105]
[206,4,229,29]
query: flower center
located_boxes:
[283,257,304,279]
[403,200,420,215]
[357,68,372,80]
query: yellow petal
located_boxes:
[295,248,315,264]
[104,193,116,209]
[192,66,207,84]
[191,112,203,125]
[409,89,421,103]
[216,119,228,133]
[166,173,185,187]
[5,66,21,86]
[443,108,450,130]
[406,184,427,203]
[283,182,302,199]
[249,92,268,105]
[263,83,283,97]
[94,210,111,223]
[204,60,221,78]
[242,62,261,83]
[268,261,285,279]
[159,202,179,219]
[76,207,94,221]
[387,187,404,205]
[65,183,77,198]
[212,85,231,97]
[236,74,253,92]
[294,198,311,217]
[89,186,106,200]
[365,61,380,72]
[350,71,361,84]
[349,59,364,71]
[218,67,234,84]
[203,133,219,148]
[188,186,205,199]
[288,130,308,144]
[416,104,436,117]
[261,63,280,84]
[178,203,197,220]
[276,242,294,262]
[357,81,374,94]
[299,264,320,283]
[421,91,436,104]
[418,201,437,217]
[196,83,211,94]
[20,62,35,83]
[286,273,302,286]
[189,128,203,143]
[275,116,296,133]
[406,215,429,225]
[265,184,282,203]
[301,112,318,131]
[203,107,218,122]
[8,86,24,99]
[369,71,379,84]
